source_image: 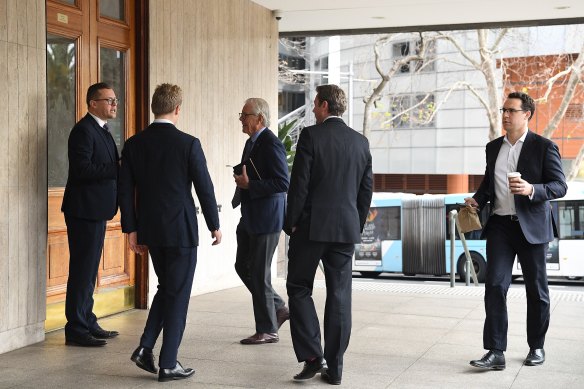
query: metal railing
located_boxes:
[449,209,479,287]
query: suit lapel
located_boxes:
[87,115,117,162]
[516,130,534,172]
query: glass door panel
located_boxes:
[100,0,125,21]
[100,47,126,153]
[47,34,77,188]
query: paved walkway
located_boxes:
[1,279,583,388]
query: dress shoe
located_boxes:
[293,357,328,381]
[321,370,341,385]
[131,346,158,374]
[524,348,545,366]
[158,361,195,382]
[240,332,279,345]
[65,334,107,347]
[91,327,119,339]
[469,350,506,370]
[276,306,290,329]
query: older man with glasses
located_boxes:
[232,98,290,345]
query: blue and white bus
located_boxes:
[353,184,584,281]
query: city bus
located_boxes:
[353,183,584,281]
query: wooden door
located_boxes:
[46,0,137,330]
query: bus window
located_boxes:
[558,200,584,239]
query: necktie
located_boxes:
[231,139,254,208]
[103,123,110,132]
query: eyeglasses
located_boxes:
[500,108,525,114]
[239,112,258,119]
[94,98,120,106]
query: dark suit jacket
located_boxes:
[473,130,567,244]
[118,122,220,247]
[239,128,289,234]
[61,113,119,221]
[285,117,373,243]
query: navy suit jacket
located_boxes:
[473,130,567,244]
[61,113,119,221]
[118,123,220,247]
[239,128,289,234]
[284,117,373,243]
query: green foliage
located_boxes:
[278,119,297,173]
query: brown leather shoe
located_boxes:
[240,332,279,345]
[276,306,290,329]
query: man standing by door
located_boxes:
[466,91,567,370]
[232,98,290,345]
[285,84,373,385]
[119,83,221,382]
[62,82,121,347]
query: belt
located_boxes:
[494,214,519,222]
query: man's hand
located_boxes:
[509,176,534,196]
[233,165,249,189]
[211,229,222,245]
[128,231,148,255]
[464,197,479,208]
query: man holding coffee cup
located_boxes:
[465,92,567,370]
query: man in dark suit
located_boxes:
[61,82,121,347]
[466,92,567,370]
[285,84,373,385]
[119,83,221,382]
[232,98,290,345]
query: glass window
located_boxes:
[47,34,76,188]
[100,46,126,154]
[100,0,125,21]
[361,206,401,242]
[59,0,76,5]
[558,201,584,239]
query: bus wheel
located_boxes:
[360,271,381,278]
[457,253,486,283]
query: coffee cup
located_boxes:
[507,172,521,191]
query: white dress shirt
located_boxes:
[492,130,528,216]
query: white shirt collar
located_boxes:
[88,113,107,128]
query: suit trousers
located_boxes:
[483,215,550,351]
[235,222,285,333]
[139,246,197,368]
[64,215,106,339]
[286,223,354,379]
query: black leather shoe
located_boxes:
[158,361,195,382]
[65,334,107,347]
[91,327,119,339]
[293,357,328,381]
[321,370,342,385]
[131,346,158,374]
[524,348,545,366]
[469,350,506,370]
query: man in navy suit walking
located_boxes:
[119,83,221,382]
[466,92,567,370]
[62,82,121,347]
[285,84,372,385]
[232,98,290,345]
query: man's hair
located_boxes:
[151,83,183,115]
[316,84,347,116]
[86,82,113,106]
[508,91,535,121]
[245,97,271,127]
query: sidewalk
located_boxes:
[0,278,583,388]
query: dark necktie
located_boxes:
[103,123,110,132]
[231,139,254,208]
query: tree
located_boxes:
[362,32,438,139]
